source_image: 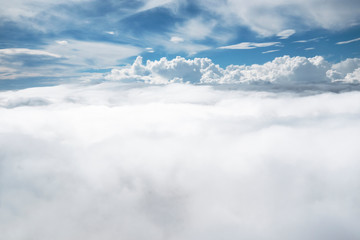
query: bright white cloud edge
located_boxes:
[106,55,360,84]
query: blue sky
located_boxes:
[0,0,360,88]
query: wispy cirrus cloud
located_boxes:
[0,48,61,58]
[196,0,360,36]
[336,37,360,45]
[0,40,143,82]
[218,41,280,50]
[262,49,280,54]
[276,29,296,39]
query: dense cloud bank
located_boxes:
[106,55,360,85]
[1,83,360,239]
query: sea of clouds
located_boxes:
[1,56,360,240]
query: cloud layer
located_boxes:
[106,55,360,85]
[1,83,360,239]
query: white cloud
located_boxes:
[146,47,155,53]
[197,0,360,36]
[262,49,280,54]
[336,37,360,45]
[218,41,280,50]
[106,55,338,85]
[56,40,69,45]
[277,29,296,39]
[305,47,315,50]
[0,0,91,19]
[105,31,115,35]
[174,18,217,41]
[45,40,143,67]
[0,48,61,58]
[137,0,175,12]
[0,41,143,81]
[1,83,360,239]
[170,36,185,43]
[326,58,360,83]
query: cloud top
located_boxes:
[105,55,360,86]
[1,83,360,239]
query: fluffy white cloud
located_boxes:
[106,55,360,85]
[1,83,360,239]
[326,58,360,83]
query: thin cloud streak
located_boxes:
[336,37,360,45]
[218,42,280,50]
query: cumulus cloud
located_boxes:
[218,41,280,50]
[327,58,360,83]
[1,83,360,240]
[104,55,360,87]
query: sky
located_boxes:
[1,1,360,239]
[0,0,360,88]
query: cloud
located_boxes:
[106,55,347,86]
[0,48,61,58]
[262,49,280,54]
[294,37,323,43]
[218,41,280,50]
[0,41,143,81]
[277,29,296,39]
[170,36,185,43]
[196,0,360,36]
[305,47,315,50]
[1,82,360,239]
[56,40,69,45]
[45,40,143,67]
[173,18,219,41]
[336,37,360,45]
[146,47,155,53]
[0,48,66,79]
[137,0,175,13]
[326,58,360,83]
